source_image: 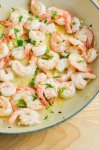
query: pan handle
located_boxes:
[90,0,99,9]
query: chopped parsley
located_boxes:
[19,16,23,22]
[53,75,60,78]
[30,68,40,86]
[25,39,31,43]
[72,22,76,25]
[60,53,70,59]
[60,87,66,93]
[28,17,33,21]
[17,99,26,108]
[44,83,54,88]
[50,110,54,113]
[12,7,15,11]
[42,55,54,60]
[31,40,36,46]
[44,19,48,24]
[45,47,50,53]
[14,28,20,38]
[35,15,40,20]
[51,10,57,21]
[0,34,4,39]
[33,94,38,101]
[58,111,62,114]
[78,60,84,63]
[17,39,23,46]
[44,115,48,120]
[0,4,2,8]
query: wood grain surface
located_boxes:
[0,94,99,150]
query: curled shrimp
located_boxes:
[68,37,86,55]
[12,46,25,60]
[0,68,14,82]
[0,43,9,59]
[0,96,13,116]
[24,18,40,30]
[29,30,47,56]
[9,108,40,126]
[75,26,94,49]
[85,48,97,63]
[59,81,76,99]
[10,8,29,24]
[38,50,59,71]
[40,22,56,34]
[50,32,69,53]
[71,72,96,89]
[11,57,37,77]
[30,0,46,16]
[68,53,91,72]
[12,88,42,111]
[72,17,81,33]
[55,58,69,72]
[35,73,47,85]
[0,82,16,97]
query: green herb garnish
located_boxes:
[44,19,48,24]
[44,83,54,88]
[35,15,40,20]
[14,28,20,38]
[12,7,15,11]
[28,18,33,21]
[60,53,70,59]
[45,47,50,53]
[30,68,40,86]
[25,39,31,43]
[31,40,36,46]
[77,60,84,63]
[0,4,2,8]
[60,87,66,93]
[19,16,23,22]
[42,55,54,60]
[33,94,38,101]
[53,75,60,78]
[17,99,26,108]
[17,39,23,46]
[44,115,48,120]
[50,110,54,113]
[72,22,76,25]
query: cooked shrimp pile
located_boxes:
[0,0,97,126]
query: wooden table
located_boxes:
[0,94,99,150]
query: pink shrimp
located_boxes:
[75,27,94,49]
[50,32,69,52]
[36,88,48,107]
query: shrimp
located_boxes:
[24,18,40,30]
[55,58,69,72]
[12,46,25,60]
[0,68,14,82]
[12,88,42,111]
[85,48,97,63]
[50,32,69,53]
[35,73,47,85]
[75,26,94,49]
[71,72,96,89]
[68,53,91,72]
[9,108,40,126]
[72,17,81,33]
[57,67,76,82]
[59,81,76,99]
[43,78,59,99]
[7,23,23,39]
[24,43,32,58]
[0,96,13,116]
[30,0,46,16]
[47,6,72,34]
[10,8,29,24]
[0,82,16,97]
[11,57,37,77]
[40,22,56,34]
[0,43,9,59]
[29,30,46,56]
[38,50,59,71]
[68,37,86,55]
